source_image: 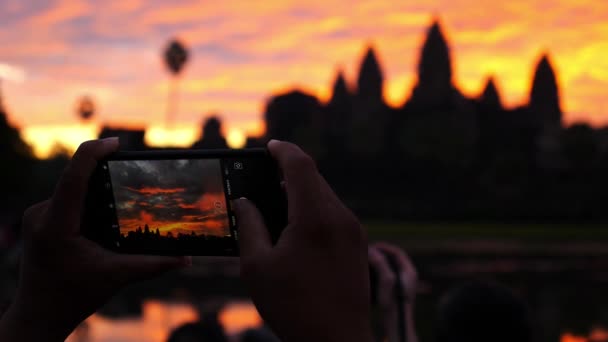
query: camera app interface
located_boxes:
[107,159,231,247]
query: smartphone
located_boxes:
[82,148,287,256]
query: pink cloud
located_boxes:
[0,0,606,155]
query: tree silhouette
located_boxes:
[144,224,150,235]
[76,95,95,121]
[163,38,189,125]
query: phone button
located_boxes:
[227,176,244,198]
[225,179,232,196]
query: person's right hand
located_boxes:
[234,140,372,342]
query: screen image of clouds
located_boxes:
[108,159,230,238]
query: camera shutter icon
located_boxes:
[234,161,243,170]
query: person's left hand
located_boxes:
[369,242,419,342]
[0,138,190,342]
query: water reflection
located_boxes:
[67,300,260,342]
[562,327,608,342]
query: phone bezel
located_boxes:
[84,148,284,256]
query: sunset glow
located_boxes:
[66,300,262,342]
[1,0,607,157]
[108,159,230,237]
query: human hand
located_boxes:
[368,242,418,342]
[234,140,372,342]
[0,138,190,341]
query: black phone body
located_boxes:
[82,148,286,256]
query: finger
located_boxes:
[368,246,395,308]
[233,198,272,260]
[21,200,51,237]
[49,138,119,235]
[107,253,190,284]
[373,242,417,276]
[267,140,322,219]
[317,173,351,214]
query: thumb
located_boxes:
[233,197,272,260]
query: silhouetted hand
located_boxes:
[0,138,190,342]
[234,140,372,342]
[368,242,418,342]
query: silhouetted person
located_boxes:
[192,116,228,149]
[435,281,532,342]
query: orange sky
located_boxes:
[1,0,607,158]
[118,190,229,237]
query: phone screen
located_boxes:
[107,158,234,254]
[83,150,286,256]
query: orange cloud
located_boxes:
[140,210,154,224]
[126,187,186,195]
[2,0,608,157]
[195,192,227,213]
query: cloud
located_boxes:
[108,159,229,236]
[126,186,186,195]
[2,0,608,156]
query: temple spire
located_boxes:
[529,53,561,126]
[407,18,455,107]
[417,19,452,89]
[479,76,502,110]
[356,45,383,102]
[329,70,350,107]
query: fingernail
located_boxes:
[268,139,281,147]
[232,197,247,211]
[101,136,119,145]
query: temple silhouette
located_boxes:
[1,18,606,222]
[243,19,605,220]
